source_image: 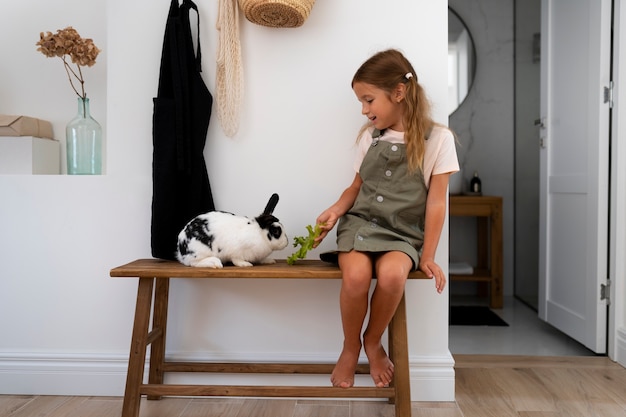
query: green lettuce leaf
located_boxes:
[286,223,324,265]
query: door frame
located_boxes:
[610,0,626,367]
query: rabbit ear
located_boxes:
[263,193,279,215]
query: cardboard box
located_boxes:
[0,136,60,174]
[0,115,54,139]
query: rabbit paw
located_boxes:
[232,259,253,267]
[259,257,277,265]
[193,257,224,268]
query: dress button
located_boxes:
[385,170,392,177]
[391,145,398,151]
[371,218,378,223]
[377,195,384,202]
[357,235,364,241]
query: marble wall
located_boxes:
[447,0,515,296]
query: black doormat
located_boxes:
[449,306,509,326]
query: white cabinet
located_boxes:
[0,136,60,174]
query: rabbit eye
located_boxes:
[268,225,282,239]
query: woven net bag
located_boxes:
[217,0,244,137]
[238,0,316,28]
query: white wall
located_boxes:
[0,0,453,401]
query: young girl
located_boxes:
[314,49,459,389]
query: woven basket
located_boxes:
[238,0,315,28]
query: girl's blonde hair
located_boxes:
[352,49,435,173]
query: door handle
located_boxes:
[535,118,547,148]
[534,118,546,128]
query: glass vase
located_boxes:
[66,97,102,175]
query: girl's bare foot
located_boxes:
[364,338,394,387]
[331,345,361,388]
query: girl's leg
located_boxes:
[332,250,373,388]
[364,251,412,387]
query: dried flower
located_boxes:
[36,26,101,99]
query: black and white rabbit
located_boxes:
[176,193,288,268]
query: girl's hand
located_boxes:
[313,174,362,248]
[313,173,363,248]
[419,258,446,294]
[313,210,339,248]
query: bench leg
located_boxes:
[148,278,169,400]
[388,291,411,417]
[122,277,154,417]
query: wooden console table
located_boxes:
[110,259,428,417]
[449,195,503,308]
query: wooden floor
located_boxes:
[1,355,625,417]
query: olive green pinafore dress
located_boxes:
[336,132,427,269]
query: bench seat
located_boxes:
[111,258,428,417]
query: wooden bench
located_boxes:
[110,258,428,417]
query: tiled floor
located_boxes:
[449,296,597,356]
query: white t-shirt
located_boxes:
[353,126,459,189]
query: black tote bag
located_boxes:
[151,0,215,260]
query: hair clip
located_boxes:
[405,72,413,80]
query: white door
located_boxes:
[538,0,611,353]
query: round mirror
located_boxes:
[448,7,476,115]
